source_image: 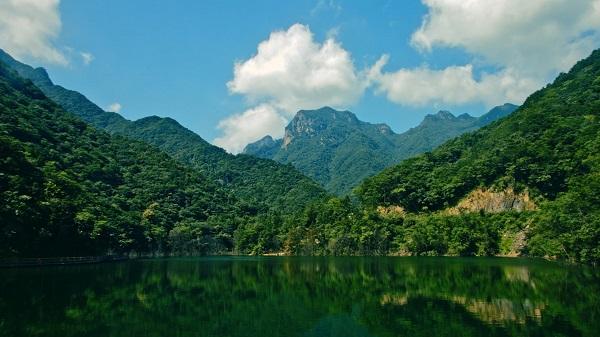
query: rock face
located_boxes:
[244,105,518,194]
[447,187,537,215]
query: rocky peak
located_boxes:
[431,110,456,120]
[283,107,359,147]
[250,135,276,149]
[419,110,456,127]
[376,123,393,135]
[243,135,282,156]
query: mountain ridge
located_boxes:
[0,61,245,256]
[0,49,327,214]
[353,49,600,262]
[244,103,518,194]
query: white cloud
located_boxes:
[0,0,67,65]
[411,0,600,78]
[106,102,122,113]
[80,52,94,65]
[213,104,287,154]
[368,55,539,107]
[217,23,369,153]
[371,0,600,108]
[227,23,366,114]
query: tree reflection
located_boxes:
[0,257,598,337]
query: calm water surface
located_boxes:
[0,257,598,337]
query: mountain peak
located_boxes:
[0,48,53,87]
[477,103,519,125]
[243,135,282,157]
[251,135,276,147]
[419,110,457,126]
[286,107,359,141]
[430,110,456,120]
[295,106,358,123]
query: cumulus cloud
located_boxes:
[371,0,600,107]
[227,23,366,114]
[213,104,287,154]
[368,55,539,107]
[0,0,67,65]
[80,52,94,65]
[106,102,122,113]
[412,0,600,77]
[217,23,368,153]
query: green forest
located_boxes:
[1,48,600,264]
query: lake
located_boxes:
[0,257,598,337]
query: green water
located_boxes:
[0,257,598,337]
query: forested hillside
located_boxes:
[121,116,326,214]
[244,105,517,194]
[354,49,600,263]
[236,49,600,264]
[0,62,259,256]
[0,49,326,214]
[2,47,599,264]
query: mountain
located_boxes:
[0,61,249,257]
[0,50,129,132]
[0,49,326,214]
[356,49,600,263]
[244,104,518,194]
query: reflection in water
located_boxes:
[0,257,598,337]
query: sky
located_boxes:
[1,0,600,153]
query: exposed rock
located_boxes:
[377,205,406,217]
[446,187,537,215]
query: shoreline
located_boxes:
[0,256,128,268]
[1,253,586,268]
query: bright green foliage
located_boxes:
[0,63,252,256]
[356,49,600,263]
[233,195,526,258]
[2,45,600,265]
[120,116,327,214]
[0,49,326,216]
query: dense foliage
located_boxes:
[0,63,267,256]
[2,46,600,265]
[0,49,326,215]
[244,105,517,194]
[121,116,326,214]
[232,197,530,258]
[355,49,600,263]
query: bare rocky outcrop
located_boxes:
[446,187,537,215]
[376,205,406,217]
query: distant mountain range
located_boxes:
[0,49,326,214]
[244,104,518,194]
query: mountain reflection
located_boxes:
[0,257,598,337]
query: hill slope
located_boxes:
[0,62,249,257]
[0,50,326,213]
[356,49,600,263]
[244,105,517,194]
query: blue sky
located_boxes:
[1,0,600,152]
